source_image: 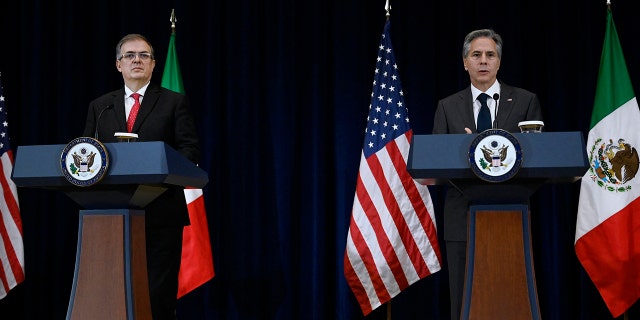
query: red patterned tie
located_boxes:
[127,93,141,132]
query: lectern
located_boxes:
[11,141,208,320]
[407,132,588,320]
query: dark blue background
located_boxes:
[1,0,639,319]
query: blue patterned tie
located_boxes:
[477,93,491,133]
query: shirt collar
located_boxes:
[471,81,501,101]
[124,82,151,98]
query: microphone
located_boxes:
[94,104,114,140]
[492,93,500,129]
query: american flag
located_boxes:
[343,20,442,315]
[0,73,24,299]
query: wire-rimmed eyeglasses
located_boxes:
[118,52,153,62]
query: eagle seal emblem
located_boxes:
[587,137,639,192]
[60,137,109,187]
[469,129,522,182]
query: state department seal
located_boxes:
[469,129,522,183]
[60,137,109,187]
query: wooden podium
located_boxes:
[407,132,588,320]
[11,141,208,320]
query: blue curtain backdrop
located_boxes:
[1,0,639,319]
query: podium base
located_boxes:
[67,209,152,320]
[461,204,541,320]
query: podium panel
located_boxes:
[463,205,539,320]
[407,132,588,185]
[68,210,150,320]
[12,141,208,208]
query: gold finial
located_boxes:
[170,9,177,31]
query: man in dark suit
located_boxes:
[82,33,200,320]
[432,29,543,320]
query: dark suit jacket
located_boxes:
[82,83,201,228]
[432,82,543,241]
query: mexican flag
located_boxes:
[575,7,640,317]
[162,26,215,299]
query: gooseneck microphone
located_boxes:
[94,104,114,140]
[492,93,500,129]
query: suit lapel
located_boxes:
[131,84,160,133]
[111,89,128,133]
[459,87,476,131]
[496,84,514,128]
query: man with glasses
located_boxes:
[82,33,200,319]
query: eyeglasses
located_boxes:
[118,52,153,62]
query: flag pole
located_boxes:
[609,3,628,320]
[385,3,391,319]
[385,0,391,19]
[603,1,629,316]
[162,8,215,298]
[386,3,391,319]
[169,8,177,34]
